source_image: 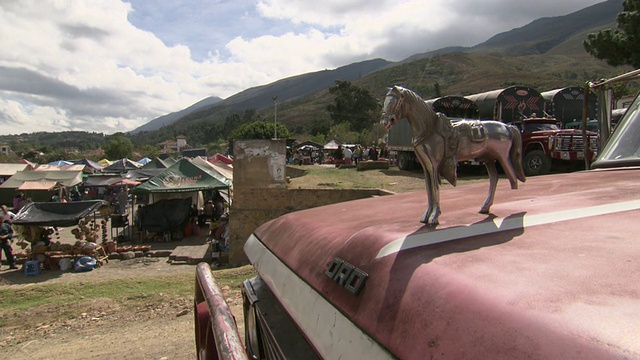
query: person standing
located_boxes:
[343,146,353,165]
[212,192,225,221]
[0,218,17,270]
[117,187,129,214]
[0,205,15,223]
[334,145,344,164]
[13,193,24,211]
[353,145,363,165]
[203,200,214,222]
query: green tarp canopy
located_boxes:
[133,158,231,194]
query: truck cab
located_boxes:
[511,116,598,176]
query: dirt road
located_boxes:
[0,225,234,360]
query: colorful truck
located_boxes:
[195,72,640,359]
[515,116,598,176]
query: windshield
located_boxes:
[523,122,560,132]
[592,92,640,168]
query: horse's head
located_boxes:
[381,86,405,130]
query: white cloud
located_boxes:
[0,0,606,135]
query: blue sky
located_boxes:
[0,0,605,134]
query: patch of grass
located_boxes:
[0,274,194,312]
[0,265,256,328]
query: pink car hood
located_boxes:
[251,168,640,359]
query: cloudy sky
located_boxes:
[0,0,604,135]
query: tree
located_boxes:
[327,122,359,144]
[136,144,159,159]
[228,121,290,142]
[105,133,134,159]
[584,0,640,68]
[433,82,442,97]
[326,80,380,133]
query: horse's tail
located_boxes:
[509,125,526,183]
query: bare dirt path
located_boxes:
[0,227,227,360]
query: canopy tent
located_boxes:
[35,164,87,173]
[191,156,233,181]
[159,156,177,166]
[0,170,84,203]
[112,179,140,187]
[124,168,165,182]
[72,158,105,172]
[83,175,123,187]
[12,200,109,227]
[141,157,171,169]
[294,141,323,150]
[48,160,73,166]
[133,158,231,194]
[323,139,342,150]
[0,170,83,189]
[208,153,233,165]
[0,163,31,178]
[17,181,57,191]
[97,159,113,167]
[20,159,37,170]
[137,157,152,165]
[102,158,142,173]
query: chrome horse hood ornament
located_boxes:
[381,85,526,225]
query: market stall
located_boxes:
[11,200,113,271]
[132,158,231,241]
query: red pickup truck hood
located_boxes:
[247,168,640,359]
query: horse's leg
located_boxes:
[481,160,498,214]
[497,148,519,189]
[427,170,441,225]
[416,147,440,225]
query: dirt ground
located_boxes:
[0,227,223,360]
[0,166,487,359]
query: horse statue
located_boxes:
[381,85,526,225]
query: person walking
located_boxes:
[0,218,17,270]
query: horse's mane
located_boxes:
[394,86,442,138]
[398,86,435,117]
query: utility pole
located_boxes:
[273,95,278,139]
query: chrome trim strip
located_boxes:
[376,199,640,259]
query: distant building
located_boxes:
[177,135,187,153]
[158,135,190,154]
[0,144,10,156]
[157,140,177,153]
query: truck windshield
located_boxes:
[523,123,560,132]
[592,92,640,168]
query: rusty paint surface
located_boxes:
[253,168,640,359]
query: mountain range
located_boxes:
[129,0,628,139]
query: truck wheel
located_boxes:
[524,150,551,176]
[397,153,413,170]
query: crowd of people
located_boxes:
[332,144,385,165]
